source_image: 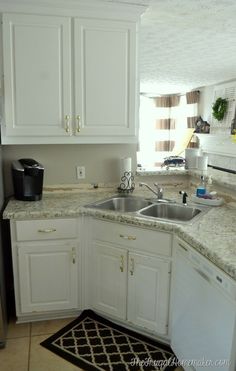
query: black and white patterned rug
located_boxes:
[40,310,178,371]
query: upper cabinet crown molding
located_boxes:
[0,0,147,19]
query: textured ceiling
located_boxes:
[139,0,236,94]
[102,0,236,94]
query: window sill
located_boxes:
[136,167,189,176]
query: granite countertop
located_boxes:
[3,187,236,281]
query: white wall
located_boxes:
[199,79,236,124]
[198,81,236,173]
[199,85,214,123]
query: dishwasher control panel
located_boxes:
[177,239,236,301]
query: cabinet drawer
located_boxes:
[15,219,78,241]
[92,219,172,256]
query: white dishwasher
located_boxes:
[170,238,236,371]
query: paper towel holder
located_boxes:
[117,171,135,193]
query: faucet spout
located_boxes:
[139,182,163,199]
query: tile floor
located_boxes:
[1,317,81,371]
[0,317,184,371]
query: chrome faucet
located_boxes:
[139,182,163,199]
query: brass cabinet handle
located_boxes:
[65,115,71,134]
[119,234,136,241]
[71,247,76,264]
[38,228,56,233]
[120,255,124,272]
[76,115,81,133]
[130,258,134,276]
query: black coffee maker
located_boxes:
[12,158,44,201]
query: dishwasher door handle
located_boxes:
[194,267,211,283]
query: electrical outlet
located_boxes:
[76,166,86,179]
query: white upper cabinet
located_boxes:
[2,13,72,139]
[74,18,136,138]
[1,11,139,144]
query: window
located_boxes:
[137,92,199,169]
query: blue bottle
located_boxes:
[196,176,206,197]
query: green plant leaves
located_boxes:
[212,97,228,121]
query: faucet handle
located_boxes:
[153,182,162,190]
[154,183,163,199]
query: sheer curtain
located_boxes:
[137,91,200,169]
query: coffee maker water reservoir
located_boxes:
[12,158,44,201]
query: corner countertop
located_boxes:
[3,187,236,281]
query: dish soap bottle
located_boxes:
[196,175,206,197]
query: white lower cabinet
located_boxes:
[18,241,78,313]
[89,219,172,337]
[10,216,172,334]
[91,242,127,320]
[10,218,80,321]
[127,253,170,334]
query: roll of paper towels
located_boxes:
[120,157,132,176]
[119,157,133,190]
[186,157,197,169]
[185,148,200,157]
[197,155,208,171]
[185,148,200,169]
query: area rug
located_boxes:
[40,309,177,371]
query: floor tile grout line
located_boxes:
[6,335,31,340]
[27,323,32,371]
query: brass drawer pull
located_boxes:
[38,228,56,233]
[65,115,71,134]
[76,115,81,133]
[179,243,188,252]
[119,234,136,241]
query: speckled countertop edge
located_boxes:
[3,188,236,281]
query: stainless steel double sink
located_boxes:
[85,195,208,223]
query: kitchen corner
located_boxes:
[3,171,236,280]
[2,167,236,371]
[1,0,236,369]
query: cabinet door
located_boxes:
[74,18,137,139]
[127,253,170,335]
[2,13,72,138]
[17,242,78,313]
[90,241,127,320]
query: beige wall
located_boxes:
[2,144,137,196]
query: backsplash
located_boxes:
[2,144,137,197]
